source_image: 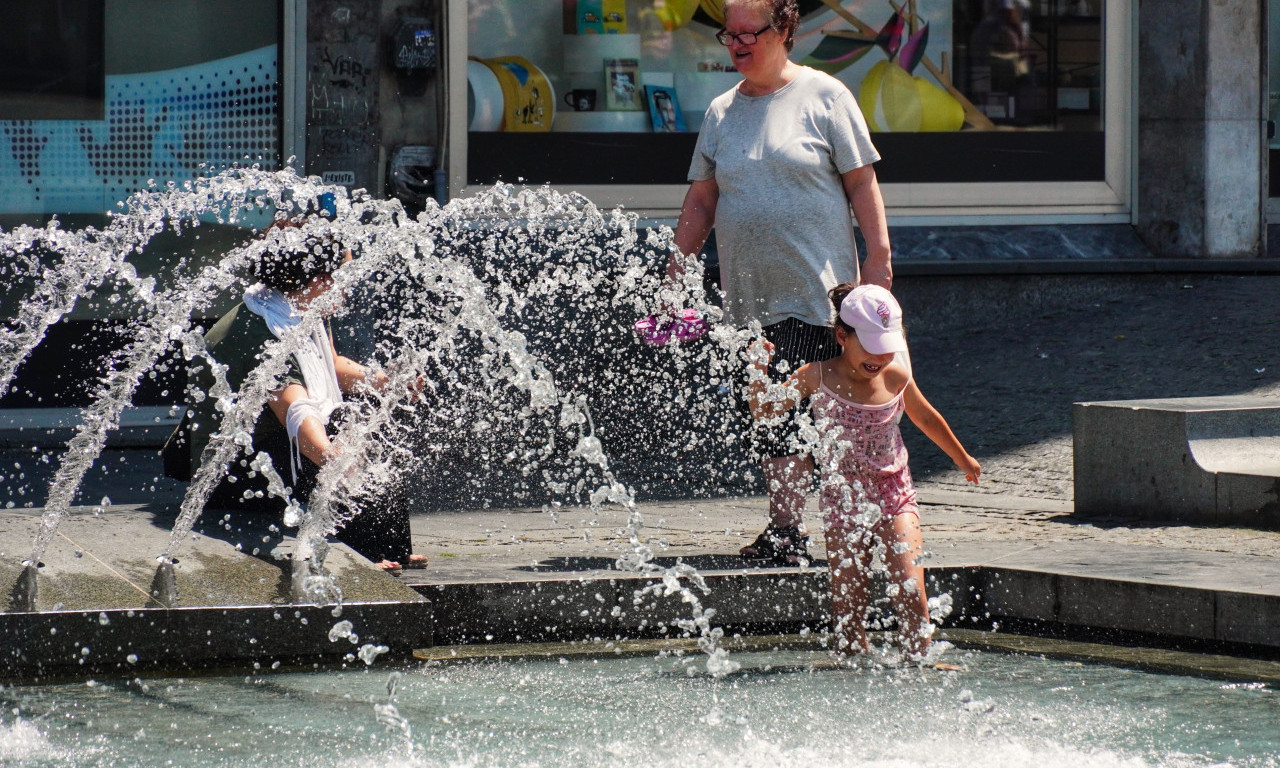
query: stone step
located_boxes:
[0,406,181,449]
[1073,396,1280,526]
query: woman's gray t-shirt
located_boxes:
[688,66,879,327]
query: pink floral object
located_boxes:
[672,308,709,342]
[634,309,709,346]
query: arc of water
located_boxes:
[293,202,563,580]
[15,167,353,569]
[22,236,272,568]
[0,223,124,399]
[391,185,748,673]
[0,165,333,401]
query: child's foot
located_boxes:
[739,524,810,565]
[403,554,428,569]
[376,560,403,575]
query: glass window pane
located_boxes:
[0,0,280,216]
[465,0,1105,187]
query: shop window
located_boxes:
[0,0,280,216]
[465,0,1105,188]
[1269,0,1280,199]
[0,1,105,121]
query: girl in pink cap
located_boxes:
[747,283,981,659]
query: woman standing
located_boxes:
[669,0,893,564]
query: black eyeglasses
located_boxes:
[715,24,772,46]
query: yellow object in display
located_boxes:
[860,60,964,133]
[860,60,921,132]
[479,56,556,132]
[654,0,702,31]
[914,76,964,132]
[602,0,627,32]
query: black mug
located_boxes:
[564,88,597,112]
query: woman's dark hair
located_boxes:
[725,0,800,52]
[249,218,347,293]
[770,0,800,52]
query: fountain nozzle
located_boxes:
[7,562,39,612]
[150,556,178,608]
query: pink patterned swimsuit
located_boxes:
[811,372,918,532]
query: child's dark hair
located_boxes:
[829,282,856,335]
[249,218,347,293]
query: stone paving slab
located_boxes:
[0,505,425,612]
[3,273,1280,669]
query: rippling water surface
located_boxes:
[2,649,1277,767]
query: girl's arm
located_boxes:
[334,353,386,395]
[746,340,819,419]
[902,380,981,483]
[267,383,336,467]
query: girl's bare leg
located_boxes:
[763,454,811,528]
[825,526,874,657]
[881,512,931,657]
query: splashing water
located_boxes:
[2,166,784,670]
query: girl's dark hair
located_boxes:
[725,0,800,52]
[249,218,347,293]
[828,282,856,334]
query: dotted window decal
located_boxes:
[0,46,279,215]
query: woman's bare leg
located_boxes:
[763,454,811,528]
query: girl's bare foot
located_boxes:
[376,559,402,575]
[403,554,428,569]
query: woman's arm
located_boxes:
[669,178,719,283]
[902,379,981,483]
[266,383,336,467]
[841,164,892,290]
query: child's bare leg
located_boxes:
[825,527,874,656]
[763,454,811,528]
[882,512,931,656]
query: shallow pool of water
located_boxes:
[2,648,1277,767]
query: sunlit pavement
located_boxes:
[3,273,1280,666]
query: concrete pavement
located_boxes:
[3,272,1280,676]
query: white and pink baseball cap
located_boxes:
[838,285,907,355]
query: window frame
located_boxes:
[444,0,1134,224]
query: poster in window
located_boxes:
[603,58,642,111]
[644,85,686,132]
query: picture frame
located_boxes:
[603,58,643,111]
[644,85,686,132]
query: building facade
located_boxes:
[0,0,1274,260]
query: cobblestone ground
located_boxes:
[4,275,1279,565]
[901,273,1280,499]
[890,273,1280,561]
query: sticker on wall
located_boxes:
[0,46,279,215]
